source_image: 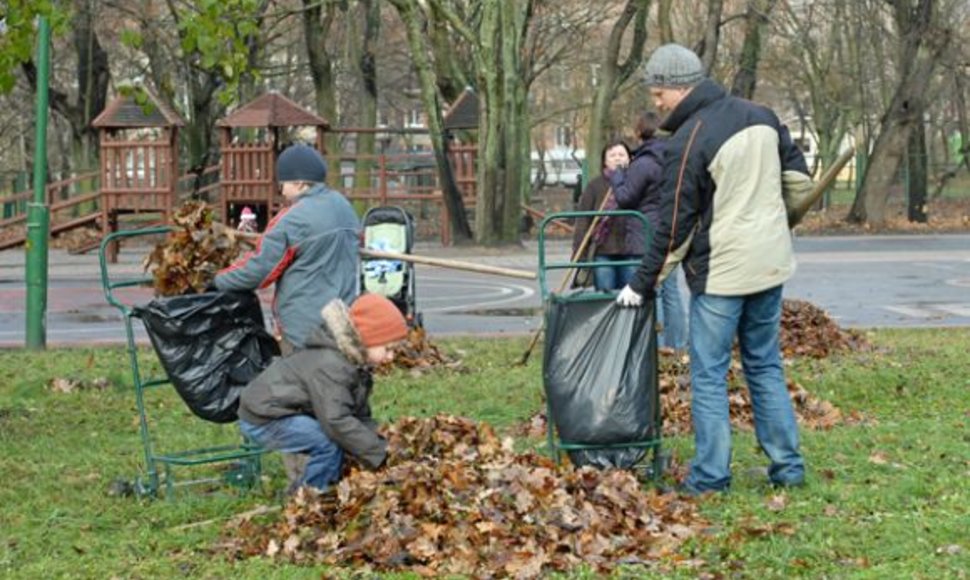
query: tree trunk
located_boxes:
[845,1,877,223]
[696,0,725,72]
[429,2,471,105]
[657,0,674,44]
[237,0,271,106]
[389,0,472,242]
[303,0,342,189]
[476,2,503,245]
[499,0,530,243]
[855,0,948,226]
[353,0,380,192]
[72,0,109,175]
[474,0,532,245]
[907,112,928,222]
[730,0,778,99]
[184,74,222,187]
[22,0,109,178]
[586,0,650,178]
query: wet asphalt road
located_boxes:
[0,234,968,347]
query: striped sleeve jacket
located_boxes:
[629,78,813,298]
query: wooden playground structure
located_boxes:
[0,88,571,254]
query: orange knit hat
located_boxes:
[349,293,409,348]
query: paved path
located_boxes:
[0,234,968,347]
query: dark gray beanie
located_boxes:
[276,143,327,183]
[643,44,705,88]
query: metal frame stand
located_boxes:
[99,226,264,499]
[537,210,665,479]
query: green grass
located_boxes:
[0,330,968,578]
[824,171,970,206]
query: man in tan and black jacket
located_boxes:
[616,44,811,495]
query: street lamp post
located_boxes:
[25,16,51,349]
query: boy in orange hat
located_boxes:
[237,293,408,492]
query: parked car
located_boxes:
[531,147,584,187]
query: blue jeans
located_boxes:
[657,268,688,351]
[593,254,638,291]
[685,286,804,492]
[239,415,344,491]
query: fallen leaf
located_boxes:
[765,494,788,512]
[868,452,889,465]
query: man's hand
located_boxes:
[616,285,643,307]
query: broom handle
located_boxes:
[517,188,616,365]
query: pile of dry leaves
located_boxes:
[657,355,865,435]
[520,354,862,441]
[50,226,102,253]
[781,299,870,358]
[518,298,868,439]
[796,199,970,235]
[143,201,245,296]
[222,415,706,577]
[377,326,463,375]
[661,294,873,432]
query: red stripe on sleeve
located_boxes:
[260,246,297,289]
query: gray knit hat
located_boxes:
[643,44,705,88]
[276,143,327,183]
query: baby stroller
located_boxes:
[360,205,421,327]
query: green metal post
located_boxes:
[25,17,51,350]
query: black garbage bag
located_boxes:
[542,296,658,469]
[134,291,280,423]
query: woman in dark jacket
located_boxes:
[608,112,688,351]
[572,139,638,291]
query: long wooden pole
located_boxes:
[232,228,535,280]
[516,189,615,366]
[360,248,536,280]
[788,146,856,227]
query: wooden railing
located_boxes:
[0,172,103,250]
[0,147,570,249]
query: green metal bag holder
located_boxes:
[537,210,664,479]
[99,226,264,499]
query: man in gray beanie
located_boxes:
[616,43,812,496]
[215,142,360,354]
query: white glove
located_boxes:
[615,285,643,307]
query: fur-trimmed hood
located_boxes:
[237,298,387,470]
[304,299,368,366]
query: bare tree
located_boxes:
[730,0,779,99]
[849,0,951,225]
[19,0,110,177]
[657,0,675,44]
[695,0,725,72]
[387,0,474,242]
[350,0,381,190]
[771,0,854,186]
[303,0,344,188]
[585,0,650,178]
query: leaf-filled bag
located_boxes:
[543,297,659,469]
[134,291,280,423]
